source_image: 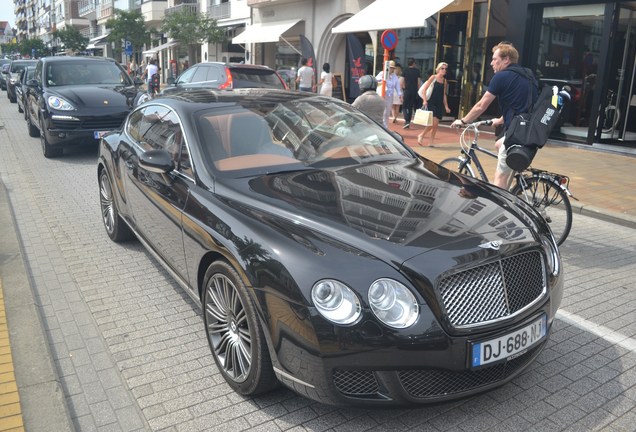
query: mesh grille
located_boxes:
[51,114,127,131]
[399,345,540,398]
[333,370,379,396]
[439,251,545,328]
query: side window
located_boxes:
[176,67,196,85]
[126,108,145,142]
[192,66,208,83]
[140,106,193,177]
[206,66,222,82]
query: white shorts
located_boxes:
[496,136,513,176]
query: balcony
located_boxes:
[165,1,198,17]
[247,0,303,7]
[78,0,98,20]
[96,0,113,23]
[141,0,168,26]
[80,26,102,40]
[207,1,230,20]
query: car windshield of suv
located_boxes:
[46,61,132,87]
[196,96,413,177]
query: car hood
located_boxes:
[220,158,540,266]
[45,85,140,109]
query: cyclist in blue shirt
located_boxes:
[451,42,537,188]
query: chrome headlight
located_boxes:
[541,234,561,276]
[311,280,361,325]
[368,279,419,328]
[47,96,75,111]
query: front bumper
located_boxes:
[41,111,127,148]
[272,297,558,406]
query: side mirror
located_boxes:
[25,79,39,88]
[133,77,144,86]
[166,77,176,85]
[139,149,174,174]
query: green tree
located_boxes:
[161,9,224,65]
[19,38,47,58]
[106,9,151,61]
[52,27,88,54]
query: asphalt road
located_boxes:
[0,98,635,432]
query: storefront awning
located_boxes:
[332,0,453,33]
[86,33,109,50]
[232,19,301,44]
[142,41,178,56]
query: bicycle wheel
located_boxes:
[512,176,572,246]
[439,157,475,177]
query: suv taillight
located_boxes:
[218,67,234,89]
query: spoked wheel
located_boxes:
[439,157,475,177]
[99,169,132,242]
[203,262,277,396]
[512,176,572,246]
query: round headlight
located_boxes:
[311,280,361,325]
[368,279,419,328]
[541,234,561,276]
[47,96,74,110]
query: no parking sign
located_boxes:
[381,30,398,51]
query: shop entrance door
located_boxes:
[437,12,468,118]
[600,4,636,143]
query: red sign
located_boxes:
[381,30,398,51]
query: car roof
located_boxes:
[193,62,276,71]
[38,56,119,63]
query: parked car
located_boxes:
[5,59,37,102]
[97,88,563,406]
[25,56,147,158]
[162,62,287,95]
[16,65,35,117]
[0,59,11,90]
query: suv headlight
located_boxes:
[312,280,361,325]
[368,279,419,328]
[47,96,75,111]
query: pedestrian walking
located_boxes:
[375,60,402,128]
[391,63,403,123]
[296,58,315,92]
[319,63,335,97]
[417,62,451,147]
[450,42,538,188]
[401,58,422,129]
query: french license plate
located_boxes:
[471,315,546,368]
[94,131,108,139]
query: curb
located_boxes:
[0,181,75,432]
[573,203,636,230]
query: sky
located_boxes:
[1,0,16,29]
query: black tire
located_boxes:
[439,157,476,177]
[39,117,63,158]
[26,110,39,137]
[203,261,277,396]
[99,169,133,242]
[511,176,572,246]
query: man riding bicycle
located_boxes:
[451,42,537,189]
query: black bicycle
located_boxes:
[439,120,575,246]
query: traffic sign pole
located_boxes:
[380,30,399,99]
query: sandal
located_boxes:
[417,134,423,145]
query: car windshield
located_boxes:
[196,96,413,177]
[46,61,132,87]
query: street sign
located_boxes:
[380,30,398,51]
[124,40,133,56]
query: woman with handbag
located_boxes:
[417,62,451,146]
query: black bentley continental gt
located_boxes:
[97,89,563,406]
[25,56,147,158]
